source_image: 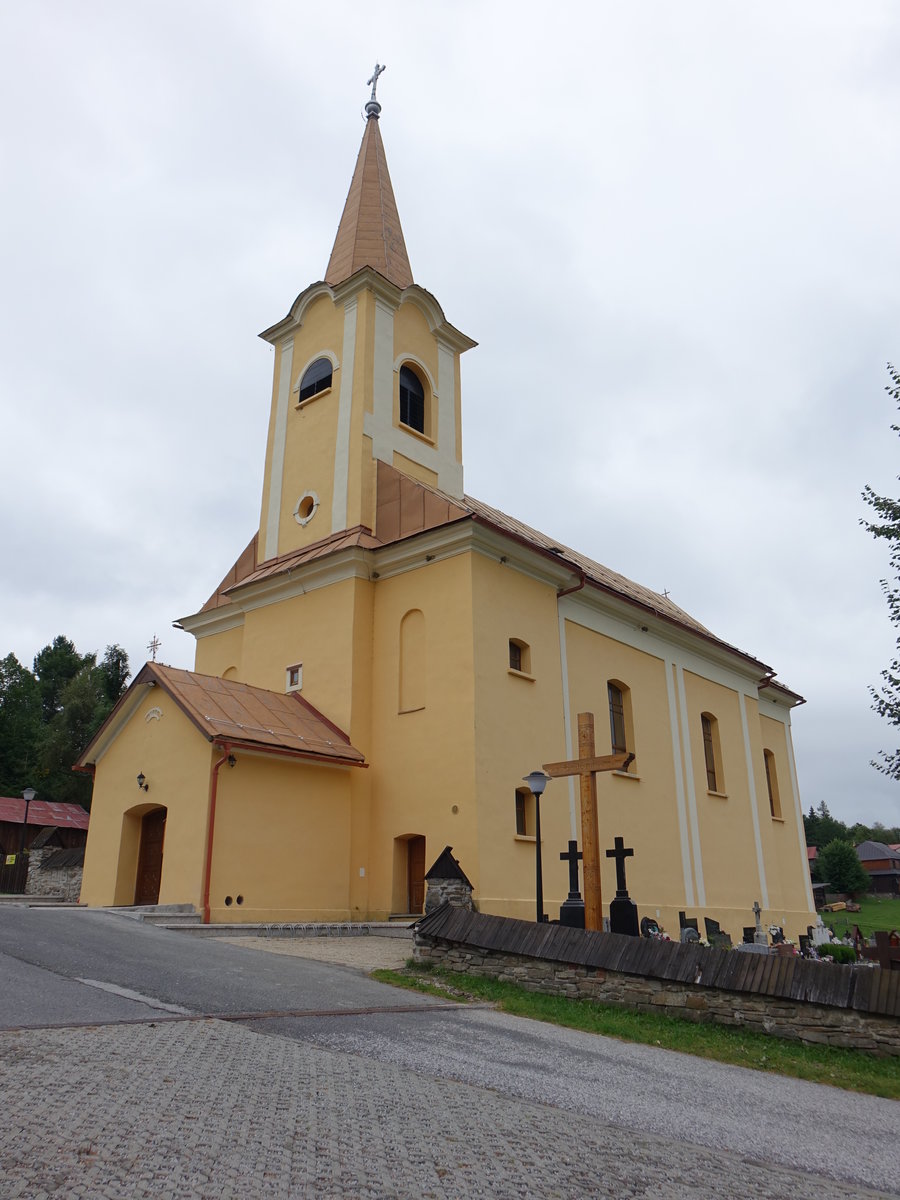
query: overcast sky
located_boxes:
[2,2,899,829]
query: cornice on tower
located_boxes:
[324,109,413,290]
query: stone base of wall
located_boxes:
[415,938,900,1057]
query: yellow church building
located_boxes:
[78,84,816,940]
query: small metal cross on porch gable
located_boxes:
[542,712,634,931]
[147,634,161,662]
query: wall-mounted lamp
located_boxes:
[227,754,236,768]
[137,772,149,792]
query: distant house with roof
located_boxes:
[855,840,900,896]
[0,797,90,898]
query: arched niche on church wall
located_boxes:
[399,608,426,713]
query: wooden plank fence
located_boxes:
[415,905,900,1020]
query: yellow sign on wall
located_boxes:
[5,854,16,866]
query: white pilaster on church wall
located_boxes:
[436,340,462,495]
[664,657,697,907]
[372,297,395,452]
[675,663,707,908]
[332,299,358,533]
[555,611,579,840]
[264,339,294,561]
[739,691,769,909]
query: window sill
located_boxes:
[398,421,435,447]
[612,770,640,781]
[707,789,728,799]
[295,385,332,411]
[507,668,536,682]
[514,834,537,843]
[770,815,785,823]
[398,705,425,715]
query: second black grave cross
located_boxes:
[605,836,634,898]
[560,840,583,900]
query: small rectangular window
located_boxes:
[701,714,719,792]
[515,787,534,836]
[608,683,627,755]
[508,639,531,674]
[764,749,782,818]
[286,663,302,692]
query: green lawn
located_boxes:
[822,893,900,939]
[372,963,900,1100]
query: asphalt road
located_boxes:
[2,905,898,1198]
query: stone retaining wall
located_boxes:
[414,937,900,1057]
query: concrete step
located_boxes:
[103,904,201,925]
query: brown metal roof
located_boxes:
[196,463,787,684]
[0,799,90,829]
[79,664,366,768]
[324,114,413,290]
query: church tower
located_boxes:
[255,81,476,565]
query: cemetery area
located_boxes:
[822,894,900,940]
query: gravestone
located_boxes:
[752,900,768,946]
[606,836,639,936]
[704,917,732,949]
[809,914,833,947]
[558,840,585,929]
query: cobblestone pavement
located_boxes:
[1,1018,896,1200]
[219,934,411,973]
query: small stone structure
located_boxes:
[415,905,900,1057]
[24,847,84,902]
[424,846,474,915]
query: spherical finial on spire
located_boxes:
[365,62,385,119]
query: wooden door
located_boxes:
[407,835,425,914]
[134,808,166,905]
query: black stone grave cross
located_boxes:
[606,836,634,897]
[558,840,586,929]
[560,840,583,899]
[606,835,639,937]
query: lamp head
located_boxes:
[522,770,550,797]
[137,772,149,792]
[22,787,36,803]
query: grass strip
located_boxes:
[371,963,900,1100]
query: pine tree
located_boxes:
[861,363,900,778]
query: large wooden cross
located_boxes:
[543,712,633,931]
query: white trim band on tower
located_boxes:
[264,338,294,561]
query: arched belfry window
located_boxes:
[399,365,426,434]
[298,357,333,403]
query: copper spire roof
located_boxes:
[324,112,413,289]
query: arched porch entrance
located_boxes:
[134,807,167,905]
[393,833,426,915]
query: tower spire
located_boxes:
[324,67,413,290]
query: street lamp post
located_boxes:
[19,787,35,858]
[523,770,550,923]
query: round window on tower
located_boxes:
[293,491,320,526]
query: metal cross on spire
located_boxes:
[365,63,386,118]
[147,634,161,662]
[367,63,385,101]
